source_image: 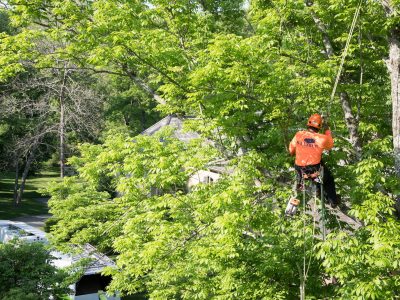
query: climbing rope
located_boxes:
[296,4,364,297]
[297,170,321,300]
[320,167,326,240]
[326,0,363,122]
[301,181,307,300]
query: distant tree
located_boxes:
[0,240,70,300]
[0,66,105,203]
[0,9,10,34]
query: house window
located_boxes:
[202,176,214,184]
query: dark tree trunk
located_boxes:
[140,109,146,131]
[59,66,67,178]
[13,155,19,205]
[16,150,35,205]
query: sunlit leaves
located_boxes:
[318,194,400,299]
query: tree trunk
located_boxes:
[125,70,166,105]
[378,0,400,217]
[296,263,306,300]
[388,29,400,176]
[140,109,146,131]
[16,150,35,205]
[389,32,400,218]
[59,66,67,178]
[378,0,400,178]
[309,9,334,57]
[340,92,362,159]
[60,99,65,178]
[13,155,19,205]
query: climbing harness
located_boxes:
[286,165,327,237]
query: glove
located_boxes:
[322,120,330,132]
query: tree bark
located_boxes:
[15,149,35,205]
[379,1,400,176]
[13,155,19,205]
[309,10,334,57]
[388,29,400,176]
[59,66,67,178]
[125,71,166,105]
[340,92,362,159]
[140,109,146,131]
[60,99,65,178]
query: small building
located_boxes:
[0,220,120,300]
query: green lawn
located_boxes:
[0,168,60,219]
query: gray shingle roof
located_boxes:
[141,115,199,142]
[72,243,116,275]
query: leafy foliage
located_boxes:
[1,0,399,299]
[0,240,70,299]
[318,194,400,299]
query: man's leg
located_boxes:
[321,162,339,207]
[294,165,304,193]
[286,166,303,216]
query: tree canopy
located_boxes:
[0,239,70,300]
[0,0,400,299]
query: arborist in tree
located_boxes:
[286,114,340,216]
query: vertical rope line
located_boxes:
[302,179,307,300]
[306,188,317,278]
[357,10,363,121]
[320,166,326,241]
[305,181,317,279]
[327,0,363,120]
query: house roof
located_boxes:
[142,116,234,174]
[72,243,116,275]
[141,115,200,142]
[0,220,116,275]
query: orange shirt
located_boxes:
[289,130,333,166]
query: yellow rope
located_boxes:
[327,0,363,118]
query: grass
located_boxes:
[0,168,60,220]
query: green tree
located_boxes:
[2,0,400,299]
[318,194,400,299]
[0,240,70,300]
[46,129,327,299]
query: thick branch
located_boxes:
[340,92,362,159]
[123,68,166,105]
[309,10,334,58]
[38,65,167,105]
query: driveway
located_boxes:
[12,214,51,229]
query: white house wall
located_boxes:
[74,293,120,300]
[188,170,221,190]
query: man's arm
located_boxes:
[323,130,334,150]
[289,135,297,155]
